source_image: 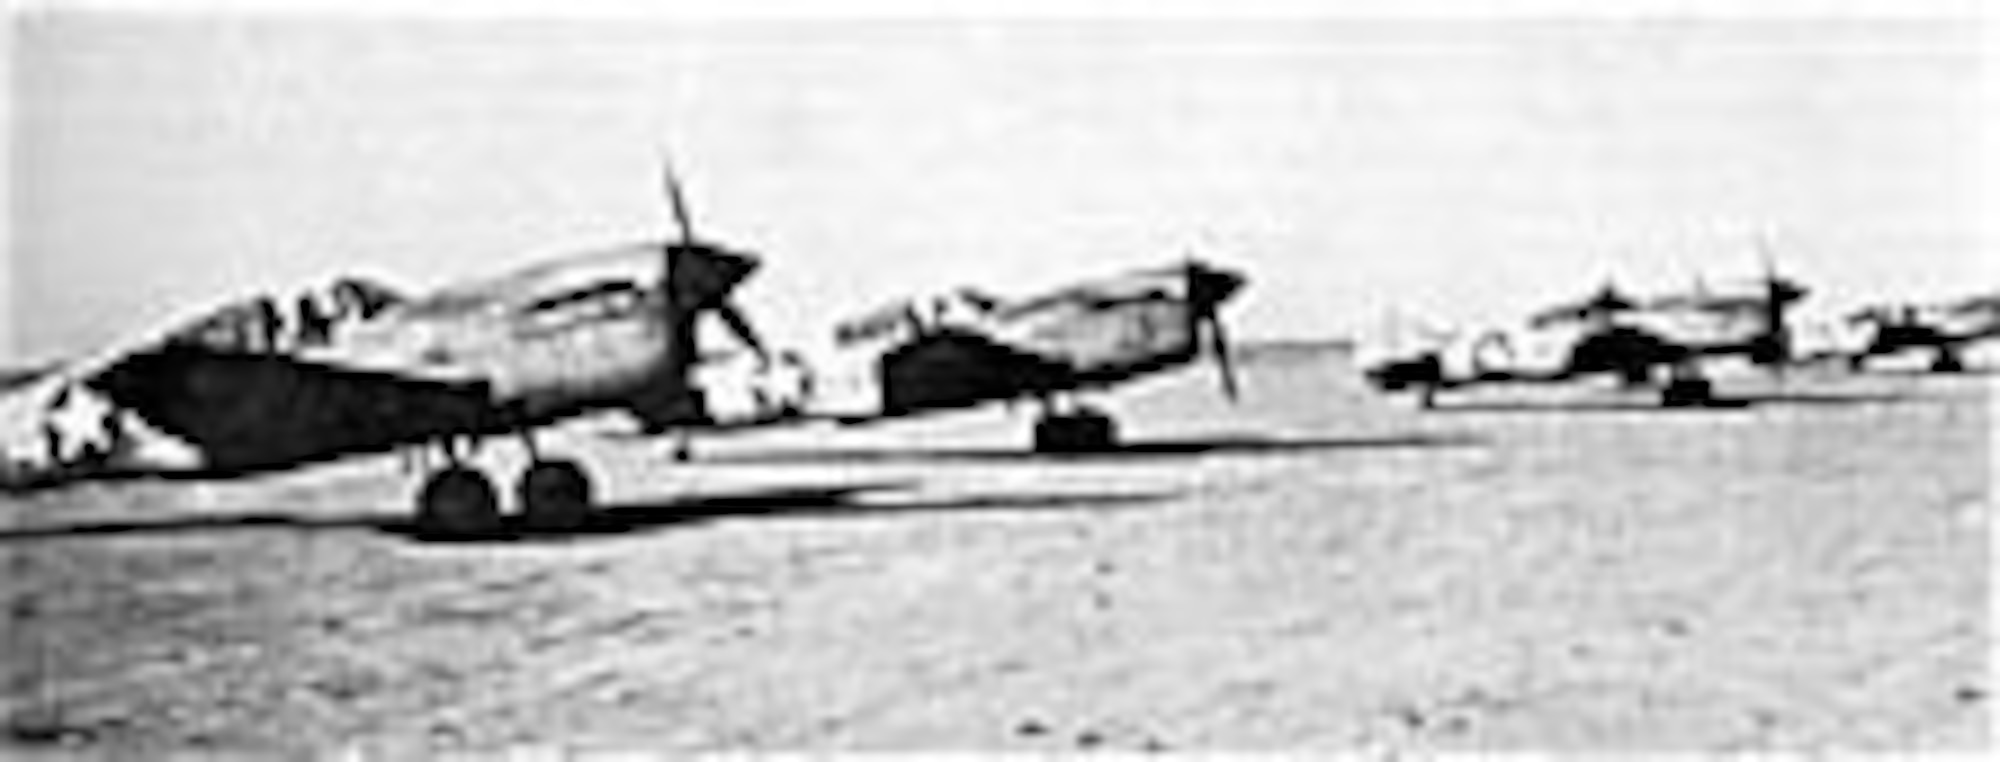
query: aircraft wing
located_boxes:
[0,272,564,488]
[0,341,515,491]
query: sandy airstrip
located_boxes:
[0,344,1987,752]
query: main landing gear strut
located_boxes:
[414,428,596,537]
[1032,393,1120,453]
[1933,346,1964,373]
[1417,380,1440,410]
[1659,362,1714,408]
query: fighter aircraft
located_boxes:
[1838,295,2000,372]
[1363,263,1808,408]
[0,162,1247,537]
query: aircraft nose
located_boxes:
[1188,263,1246,309]
[667,244,762,310]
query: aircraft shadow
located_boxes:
[1433,392,1912,413]
[701,434,1481,465]
[0,480,1180,545]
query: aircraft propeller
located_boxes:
[1182,259,1245,403]
[634,149,767,436]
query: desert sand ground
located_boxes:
[0,345,1988,753]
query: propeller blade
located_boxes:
[1176,258,1245,403]
[662,155,695,246]
[1205,309,1241,403]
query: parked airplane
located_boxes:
[1840,294,2000,372]
[1363,263,1807,408]
[0,163,1247,536]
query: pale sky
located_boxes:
[5,12,1985,364]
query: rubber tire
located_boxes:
[1933,354,1963,373]
[1034,414,1118,453]
[417,467,503,536]
[519,460,593,531]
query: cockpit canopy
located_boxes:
[164,277,406,354]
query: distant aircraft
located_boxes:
[1363,262,1808,408]
[0,159,1247,536]
[1839,294,2000,372]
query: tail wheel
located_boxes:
[519,460,594,531]
[417,467,502,536]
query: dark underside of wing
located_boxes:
[84,345,558,475]
[66,332,1200,477]
[877,330,1197,415]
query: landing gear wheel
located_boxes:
[1034,412,1119,453]
[518,460,593,531]
[1661,378,1713,408]
[1848,354,1867,372]
[417,466,502,536]
[1933,352,1963,373]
